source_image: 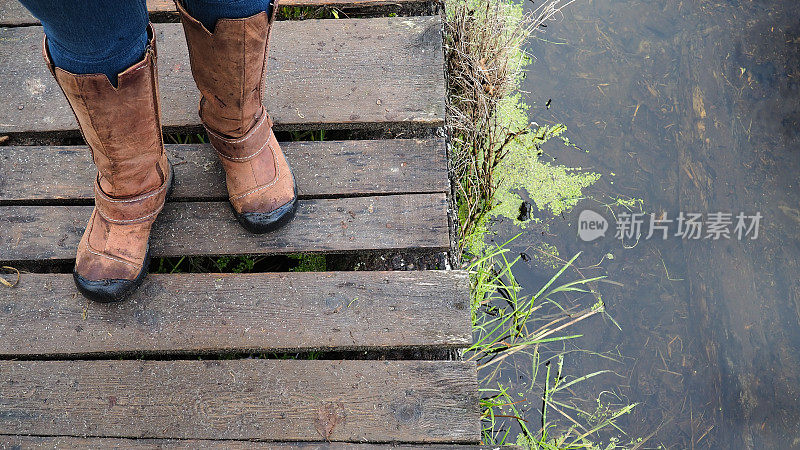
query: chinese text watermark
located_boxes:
[577,210,762,242]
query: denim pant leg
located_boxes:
[17,0,149,86]
[17,0,273,85]
[182,0,272,32]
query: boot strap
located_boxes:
[94,168,171,225]
[205,108,274,162]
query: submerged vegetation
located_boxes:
[444,0,637,447]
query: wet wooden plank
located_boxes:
[0,271,470,356]
[0,194,449,262]
[0,0,432,26]
[0,437,510,449]
[0,359,480,442]
[0,139,448,202]
[0,17,444,134]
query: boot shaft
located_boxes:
[44,24,167,198]
[175,0,278,138]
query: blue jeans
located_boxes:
[18,0,272,85]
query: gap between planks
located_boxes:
[0,437,518,449]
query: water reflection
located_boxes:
[495,0,800,447]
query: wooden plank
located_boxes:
[0,194,449,262]
[0,0,433,26]
[0,437,511,449]
[0,139,448,202]
[0,17,444,134]
[0,359,480,443]
[150,0,433,11]
[0,271,470,356]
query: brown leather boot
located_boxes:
[176,0,297,234]
[44,25,173,302]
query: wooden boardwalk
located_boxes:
[0,0,482,446]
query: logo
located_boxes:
[577,209,608,242]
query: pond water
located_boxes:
[493,0,800,447]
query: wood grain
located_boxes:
[0,436,513,449]
[0,0,433,26]
[0,194,449,262]
[0,139,448,202]
[0,271,470,356]
[0,359,480,442]
[0,18,444,134]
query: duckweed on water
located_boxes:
[491,98,601,225]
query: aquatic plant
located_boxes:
[445,0,594,253]
[466,238,637,448]
[445,0,532,246]
[444,0,638,447]
[490,101,601,226]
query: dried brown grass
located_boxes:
[444,0,575,250]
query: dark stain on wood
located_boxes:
[314,401,347,440]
